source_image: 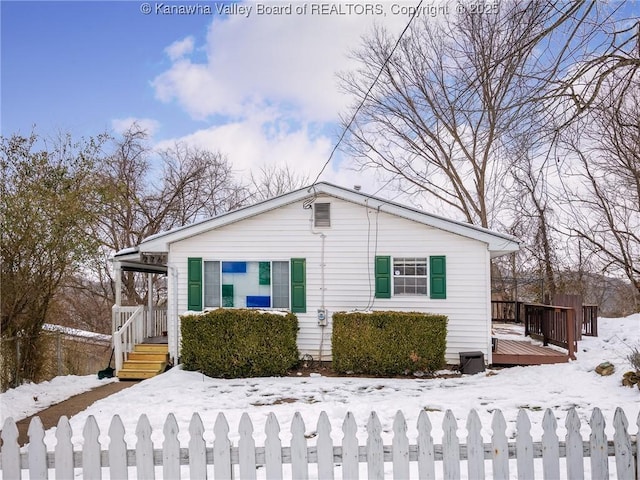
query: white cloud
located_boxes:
[150,4,409,200]
[152,8,407,122]
[164,36,195,61]
[111,117,160,136]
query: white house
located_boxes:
[112,182,519,377]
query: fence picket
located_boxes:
[291,412,309,479]
[491,409,509,480]
[542,409,560,480]
[108,414,128,480]
[417,410,436,480]
[614,408,635,480]
[238,412,257,480]
[1,407,638,479]
[83,415,102,479]
[466,409,484,480]
[565,407,584,480]
[265,412,283,480]
[392,411,410,480]
[135,414,155,479]
[590,407,609,479]
[162,413,180,480]
[515,409,534,480]
[1,417,21,480]
[28,416,47,480]
[55,416,74,480]
[188,413,206,479]
[442,410,460,480]
[367,411,384,480]
[317,411,334,480]
[342,412,359,480]
[214,412,232,480]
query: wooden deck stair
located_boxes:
[117,344,169,380]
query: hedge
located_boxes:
[180,309,299,378]
[332,311,447,375]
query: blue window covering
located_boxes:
[246,296,271,308]
[222,261,247,273]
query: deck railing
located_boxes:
[111,305,168,373]
[491,300,524,323]
[523,303,577,360]
[582,304,599,336]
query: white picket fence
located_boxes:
[1,407,638,479]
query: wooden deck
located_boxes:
[492,339,569,365]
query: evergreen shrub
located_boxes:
[180,309,299,377]
[332,311,447,375]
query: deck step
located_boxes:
[117,343,169,380]
[134,344,169,354]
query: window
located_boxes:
[374,255,447,299]
[314,202,330,227]
[189,258,305,311]
[393,257,428,295]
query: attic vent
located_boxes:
[314,202,331,227]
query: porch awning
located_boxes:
[113,247,168,275]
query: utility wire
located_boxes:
[309,0,424,189]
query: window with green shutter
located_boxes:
[187,257,203,310]
[375,256,391,298]
[290,258,306,313]
[430,256,446,299]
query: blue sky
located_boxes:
[1,0,408,189]
[2,1,213,139]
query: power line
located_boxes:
[309,0,424,189]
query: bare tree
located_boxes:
[248,164,309,202]
[340,2,583,228]
[560,73,640,296]
[91,125,247,305]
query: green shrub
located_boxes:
[180,309,299,378]
[332,311,447,375]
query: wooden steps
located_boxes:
[117,343,169,380]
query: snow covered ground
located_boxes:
[1,316,638,471]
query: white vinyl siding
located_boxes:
[168,195,492,364]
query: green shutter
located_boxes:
[375,256,391,298]
[430,256,446,299]
[187,257,203,310]
[290,258,306,313]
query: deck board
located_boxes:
[492,339,568,365]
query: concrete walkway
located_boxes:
[15,380,139,446]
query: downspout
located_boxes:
[309,212,327,362]
[167,264,180,366]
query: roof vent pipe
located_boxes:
[354,185,361,191]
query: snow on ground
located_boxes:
[2,316,639,454]
[0,374,117,425]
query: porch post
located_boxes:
[114,261,122,307]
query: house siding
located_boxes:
[167,195,491,365]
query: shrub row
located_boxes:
[332,311,447,375]
[180,309,299,378]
